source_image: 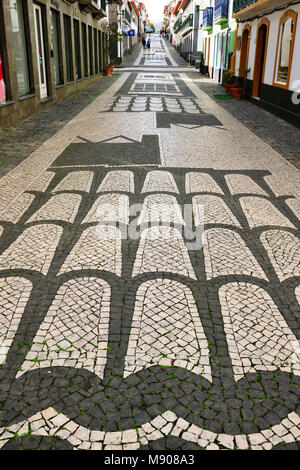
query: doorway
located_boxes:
[33,4,47,99]
[239,25,250,77]
[252,19,269,98]
[207,37,211,73]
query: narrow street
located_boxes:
[0,35,299,451]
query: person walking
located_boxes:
[146,38,151,51]
[142,36,146,49]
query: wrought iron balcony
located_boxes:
[180,13,193,32]
[174,17,182,33]
[124,8,131,25]
[233,0,258,13]
[214,0,229,23]
[203,7,213,29]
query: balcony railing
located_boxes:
[124,8,131,24]
[233,0,258,13]
[214,0,229,22]
[174,17,182,33]
[180,13,193,32]
[203,7,213,28]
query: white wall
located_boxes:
[235,4,300,91]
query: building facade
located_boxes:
[163,1,178,45]
[174,0,194,61]
[232,0,300,127]
[166,0,236,71]
[164,0,299,125]
[107,1,147,65]
[0,0,109,130]
[172,0,202,62]
[198,0,236,82]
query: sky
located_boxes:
[143,0,166,25]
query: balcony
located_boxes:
[203,7,213,31]
[174,17,182,33]
[78,1,107,19]
[180,13,193,32]
[233,0,286,20]
[123,8,131,25]
[214,0,229,25]
[233,0,259,13]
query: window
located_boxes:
[82,23,88,77]
[33,3,47,99]
[74,19,81,80]
[64,14,73,82]
[96,0,106,11]
[94,29,98,74]
[51,9,63,86]
[0,31,6,104]
[273,10,298,88]
[0,3,8,104]
[216,34,222,68]
[88,26,93,75]
[9,0,30,96]
[98,30,103,72]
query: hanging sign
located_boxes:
[127,29,135,36]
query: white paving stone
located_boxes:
[18,278,111,378]
[59,225,122,276]
[132,226,196,278]
[124,279,211,380]
[260,230,300,281]
[0,224,62,274]
[203,228,267,280]
[219,282,300,380]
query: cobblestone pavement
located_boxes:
[0,75,120,179]
[191,74,300,170]
[0,35,300,451]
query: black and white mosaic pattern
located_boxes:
[0,35,299,451]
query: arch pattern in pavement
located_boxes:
[0,35,299,451]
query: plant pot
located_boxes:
[105,66,112,75]
[231,87,243,99]
[224,83,232,94]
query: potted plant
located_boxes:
[106,24,126,71]
[231,78,243,99]
[222,69,234,94]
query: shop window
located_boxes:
[94,29,98,74]
[74,19,81,80]
[98,31,104,72]
[33,3,48,99]
[88,26,93,75]
[82,23,88,77]
[0,37,6,104]
[9,0,30,96]
[64,14,73,82]
[0,3,7,104]
[98,30,102,72]
[51,9,63,86]
[273,10,298,88]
